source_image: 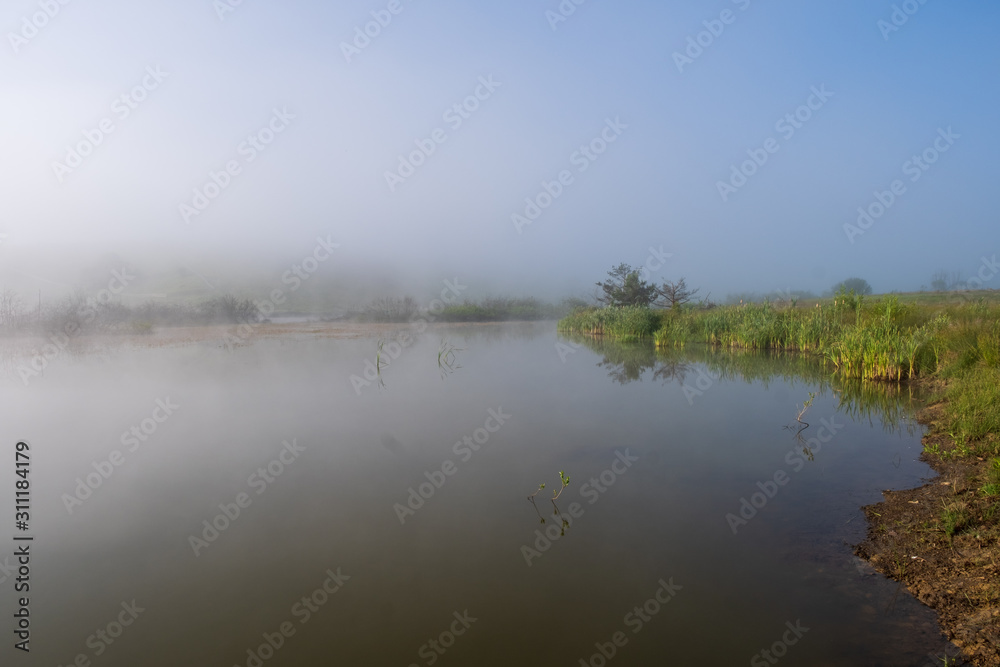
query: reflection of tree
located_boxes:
[563,333,831,387]
[597,355,651,385]
[652,355,692,386]
[558,334,924,435]
[591,343,694,386]
[562,335,661,385]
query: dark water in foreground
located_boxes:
[0,324,959,666]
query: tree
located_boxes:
[595,264,657,307]
[832,277,872,296]
[204,294,260,323]
[0,288,23,329]
[656,278,699,311]
[930,270,949,292]
[366,296,417,322]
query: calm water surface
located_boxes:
[0,324,959,665]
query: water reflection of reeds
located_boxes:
[560,334,923,435]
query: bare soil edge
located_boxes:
[856,400,1000,666]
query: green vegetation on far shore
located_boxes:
[0,289,583,337]
[361,296,576,323]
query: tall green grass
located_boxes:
[634,296,1000,384]
[941,366,1000,455]
[557,306,661,342]
[653,317,690,348]
[692,302,844,351]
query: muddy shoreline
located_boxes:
[856,397,1000,666]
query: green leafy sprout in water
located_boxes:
[552,471,570,501]
[527,482,546,500]
[526,471,570,505]
[526,472,572,530]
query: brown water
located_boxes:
[0,324,961,665]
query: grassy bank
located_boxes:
[654,295,950,382]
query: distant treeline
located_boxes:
[0,288,587,335]
[0,289,261,335]
[353,296,587,323]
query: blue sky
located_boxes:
[1,0,997,298]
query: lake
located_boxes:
[0,323,959,666]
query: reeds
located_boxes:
[568,298,1000,392]
[688,302,843,351]
[557,306,661,341]
[654,317,690,348]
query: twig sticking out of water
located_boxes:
[375,338,387,389]
[795,392,816,432]
[526,472,571,527]
[551,471,570,502]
